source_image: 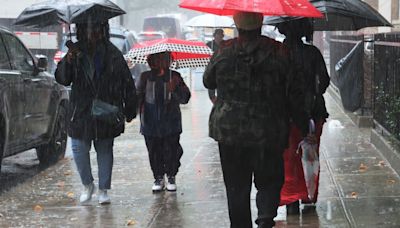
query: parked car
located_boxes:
[0,26,69,171]
[143,16,183,39]
[52,26,148,80]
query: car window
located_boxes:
[61,32,128,54]
[0,35,11,70]
[2,33,34,72]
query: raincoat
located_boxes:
[280,40,330,205]
[203,36,309,149]
[136,70,191,137]
[55,41,137,140]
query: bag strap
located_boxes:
[80,42,109,99]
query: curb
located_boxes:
[327,85,373,128]
[370,127,400,177]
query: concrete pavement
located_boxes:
[0,90,399,227]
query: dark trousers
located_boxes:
[144,134,184,179]
[218,143,284,228]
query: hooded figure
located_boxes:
[55,21,137,204]
[203,12,310,228]
[276,18,330,215]
[136,52,191,192]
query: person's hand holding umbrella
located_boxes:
[65,40,81,64]
[167,76,180,92]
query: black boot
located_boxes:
[286,200,300,215]
[257,220,275,228]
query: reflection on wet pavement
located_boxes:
[0,91,399,227]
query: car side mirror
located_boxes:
[35,54,48,72]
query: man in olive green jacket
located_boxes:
[203,12,309,228]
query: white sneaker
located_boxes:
[166,176,177,192]
[79,182,95,204]
[98,189,111,204]
[152,177,165,192]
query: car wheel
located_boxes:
[36,105,67,166]
[0,118,4,172]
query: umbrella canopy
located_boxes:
[124,38,213,69]
[179,0,323,18]
[185,14,235,28]
[264,0,392,31]
[15,0,125,28]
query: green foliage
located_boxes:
[376,84,400,140]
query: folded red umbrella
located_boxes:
[179,0,323,18]
[124,38,213,69]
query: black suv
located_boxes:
[53,26,147,80]
[0,27,69,170]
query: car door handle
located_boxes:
[24,78,44,83]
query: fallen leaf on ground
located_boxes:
[57,181,65,188]
[387,179,396,184]
[351,192,358,199]
[127,219,136,226]
[64,170,72,176]
[33,205,43,212]
[359,163,368,172]
[67,192,75,198]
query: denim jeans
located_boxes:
[71,138,114,190]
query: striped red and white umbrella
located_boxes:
[124,38,213,69]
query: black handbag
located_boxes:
[91,99,123,125]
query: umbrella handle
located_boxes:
[168,69,172,100]
[69,24,72,40]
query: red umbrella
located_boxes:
[179,0,323,18]
[125,38,213,69]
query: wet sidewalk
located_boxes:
[0,90,400,227]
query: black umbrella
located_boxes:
[263,0,392,31]
[15,0,125,28]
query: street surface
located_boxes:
[0,90,399,227]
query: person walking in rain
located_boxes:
[203,12,311,228]
[206,29,224,104]
[206,28,224,52]
[55,20,137,204]
[276,18,330,215]
[136,52,191,192]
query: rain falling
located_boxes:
[0,0,400,227]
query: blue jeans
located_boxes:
[71,138,114,190]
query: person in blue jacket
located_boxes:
[136,52,191,192]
